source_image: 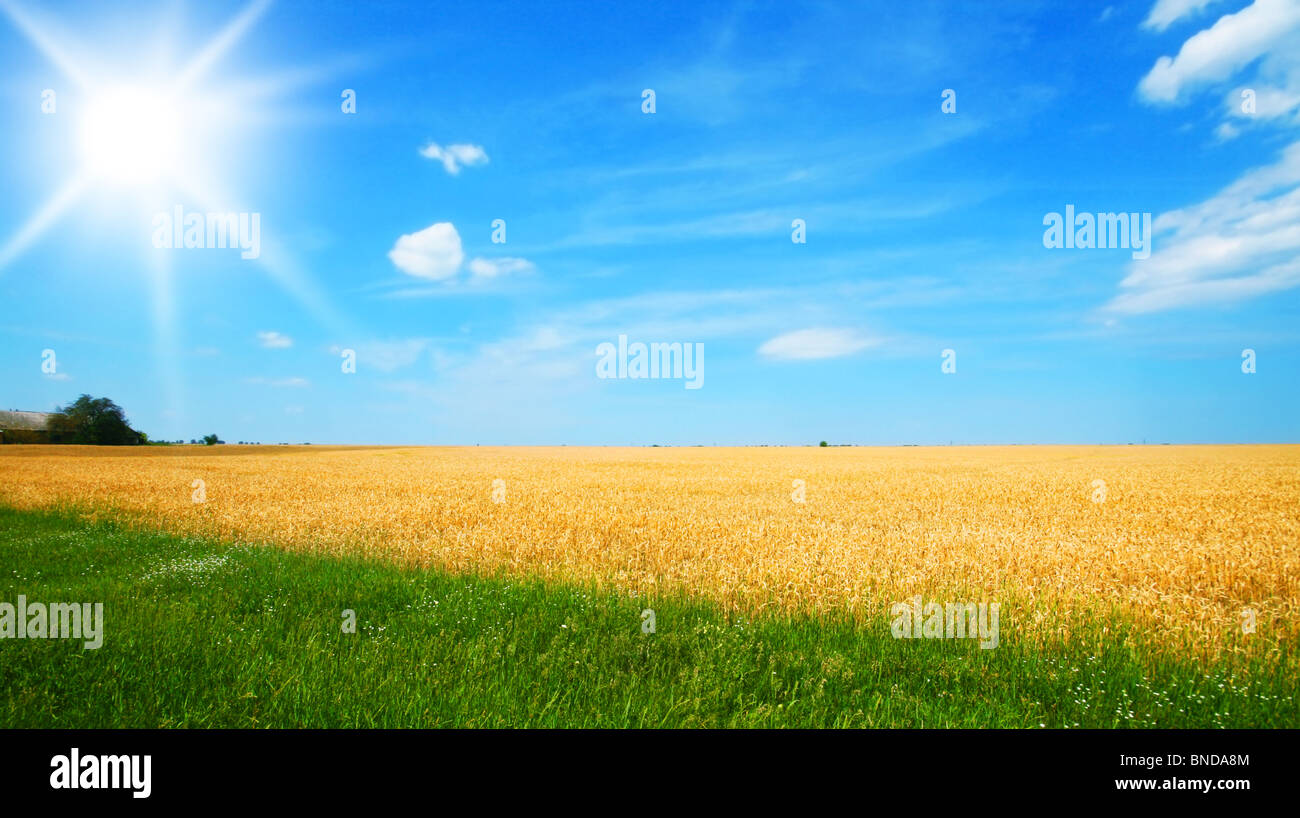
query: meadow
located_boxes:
[0,444,1296,727]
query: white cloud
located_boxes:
[757,328,878,360]
[1226,83,1300,123]
[1107,142,1300,312]
[1141,0,1223,32]
[467,257,535,279]
[418,142,489,175]
[330,339,431,372]
[1121,3,1300,313]
[1138,0,1300,104]
[385,222,534,287]
[1214,120,1240,141]
[388,222,464,280]
[257,330,292,349]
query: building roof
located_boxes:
[0,410,56,431]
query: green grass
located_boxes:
[0,504,1293,727]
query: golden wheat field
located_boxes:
[1,444,1297,660]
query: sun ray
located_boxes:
[219,55,366,102]
[0,0,94,89]
[145,245,186,435]
[0,175,89,273]
[173,174,357,339]
[171,0,273,93]
[0,0,359,345]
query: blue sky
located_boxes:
[1,0,1298,445]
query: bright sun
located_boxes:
[78,87,183,186]
[0,0,343,337]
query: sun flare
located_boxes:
[0,0,279,266]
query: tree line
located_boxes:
[42,395,223,446]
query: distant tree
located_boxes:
[819,440,828,447]
[202,434,220,446]
[47,395,143,445]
